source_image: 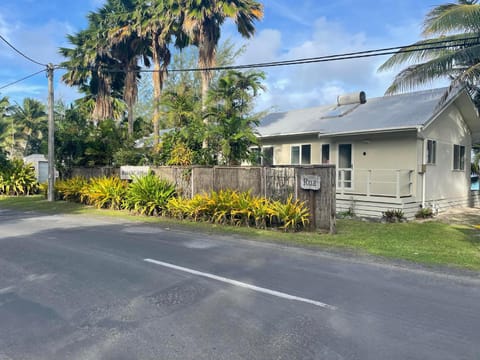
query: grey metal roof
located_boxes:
[257,88,457,138]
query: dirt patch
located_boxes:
[433,207,480,226]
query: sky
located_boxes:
[0,0,446,113]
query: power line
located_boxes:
[54,35,480,74]
[0,69,46,91]
[0,33,48,67]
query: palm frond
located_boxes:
[424,3,480,35]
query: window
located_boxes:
[322,144,330,164]
[453,144,465,171]
[426,140,436,164]
[250,146,274,166]
[262,147,274,166]
[291,144,311,165]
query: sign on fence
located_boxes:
[120,166,150,180]
[300,175,321,190]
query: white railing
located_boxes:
[337,168,414,198]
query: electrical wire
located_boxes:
[0,33,48,67]
[0,69,46,91]
[53,35,480,74]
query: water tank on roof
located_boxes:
[337,91,366,106]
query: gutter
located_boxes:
[317,125,422,138]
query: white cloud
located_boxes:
[236,15,443,113]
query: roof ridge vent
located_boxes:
[337,91,366,106]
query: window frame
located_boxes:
[321,144,330,164]
[290,144,312,165]
[453,144,466,171]
[426,139,437,165]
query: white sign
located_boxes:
[301,175,321,190]
[120,166,151,180]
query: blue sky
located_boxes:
[0,0,444,112]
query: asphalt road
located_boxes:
[0,208,479,360]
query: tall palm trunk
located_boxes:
[199,30,216,148]
[92,69,114,123]
[151,38,167,147]
[124,60,138,137]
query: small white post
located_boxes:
[367,170,371,197]
[396,170,401,199]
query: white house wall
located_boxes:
[422,103,471,209]
[261,132,419,198]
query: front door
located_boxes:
[338,144,352,188]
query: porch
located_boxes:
[337,168,415,199]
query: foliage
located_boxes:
[270,195,310,232]
[205,70,266,165]
[124,174,176,215]
[166,190,310,231]
[379,0,480,101]
[55,177,89,203]
[415,207,434,219]
[382,209,406,223]
[80,176,128,210]
[0,159,38,196]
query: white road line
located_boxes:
[144,258,337,310]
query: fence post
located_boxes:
[296,166,336,233]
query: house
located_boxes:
[255,87,480,219]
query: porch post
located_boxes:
[340,170,345,195]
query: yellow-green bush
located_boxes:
[80,176,127,210]
[166,190,310,232]
[55,177,89,203]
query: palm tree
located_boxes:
[379,0,480,96]
[111,0,186,146]
[181,0,264,110]
[205,70,265,165]
[0,96,14,156]
[11,98,47,156]
[60,2,128,123]
[98,0,152,137]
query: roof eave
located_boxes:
[317,126,421,138]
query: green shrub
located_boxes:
[81,176,127,209]
[270,195,310,232]
[383,209,405,223]
[415,207,434,219]
[0,159,38,196]
[55,177,89,203]
[124,174,176,216]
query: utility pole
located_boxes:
[47,64,55,202]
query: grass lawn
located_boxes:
[1,195,480,271]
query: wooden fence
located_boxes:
[69,165,336,232]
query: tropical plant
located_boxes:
[181,0,264,111]
[111,0,187,146]
[0,159,38,196]
[205,70,266,165]
[270,195,310,232]
[81,176,128,209]
[10,98,47,156]
[55,177,89,203]
[59,1,129,123]
[379,0,480,98]
[124,173,176,215]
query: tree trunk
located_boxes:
[199,30,216,149]
[151,40,164,147]
[124,63,138,137]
